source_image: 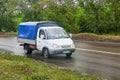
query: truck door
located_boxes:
[36,29,47,51]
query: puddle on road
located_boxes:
[26,51,75,69]
[26,50,120,80]
[0,37,120,80]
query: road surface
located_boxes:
[0,37,120,80]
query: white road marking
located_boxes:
[76,48,120,55]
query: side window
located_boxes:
[39,30,46,39]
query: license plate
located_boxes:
[63,50,70,53]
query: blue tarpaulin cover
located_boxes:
[18,21,59,40]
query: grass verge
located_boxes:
[0,32,120,43]
[0,53,106,80]
[0,32,17,37]
[73,33,120,42]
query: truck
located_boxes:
[17,21,75,58]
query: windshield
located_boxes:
[45,28,70,39]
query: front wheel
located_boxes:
[66,53,72,58]
[42,48,50,59]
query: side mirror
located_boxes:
[69,33,72,38]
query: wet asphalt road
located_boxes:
[0,37,120,80]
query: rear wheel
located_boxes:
[24,44,33,55]
[42,48,50,59]
[66,53,72,58]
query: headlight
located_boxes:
[52,44,59,49]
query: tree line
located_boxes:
[0,0,120,35]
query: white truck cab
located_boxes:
[18,21,75,58]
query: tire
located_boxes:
[24,45,33,55]
[66,53,72,58]
[42,48,50,59]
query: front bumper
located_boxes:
[49,48,75,54]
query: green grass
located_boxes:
[73,33,120,42]
[0,53,106,80]
[6,32,17,35]
[0,32,17,37]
